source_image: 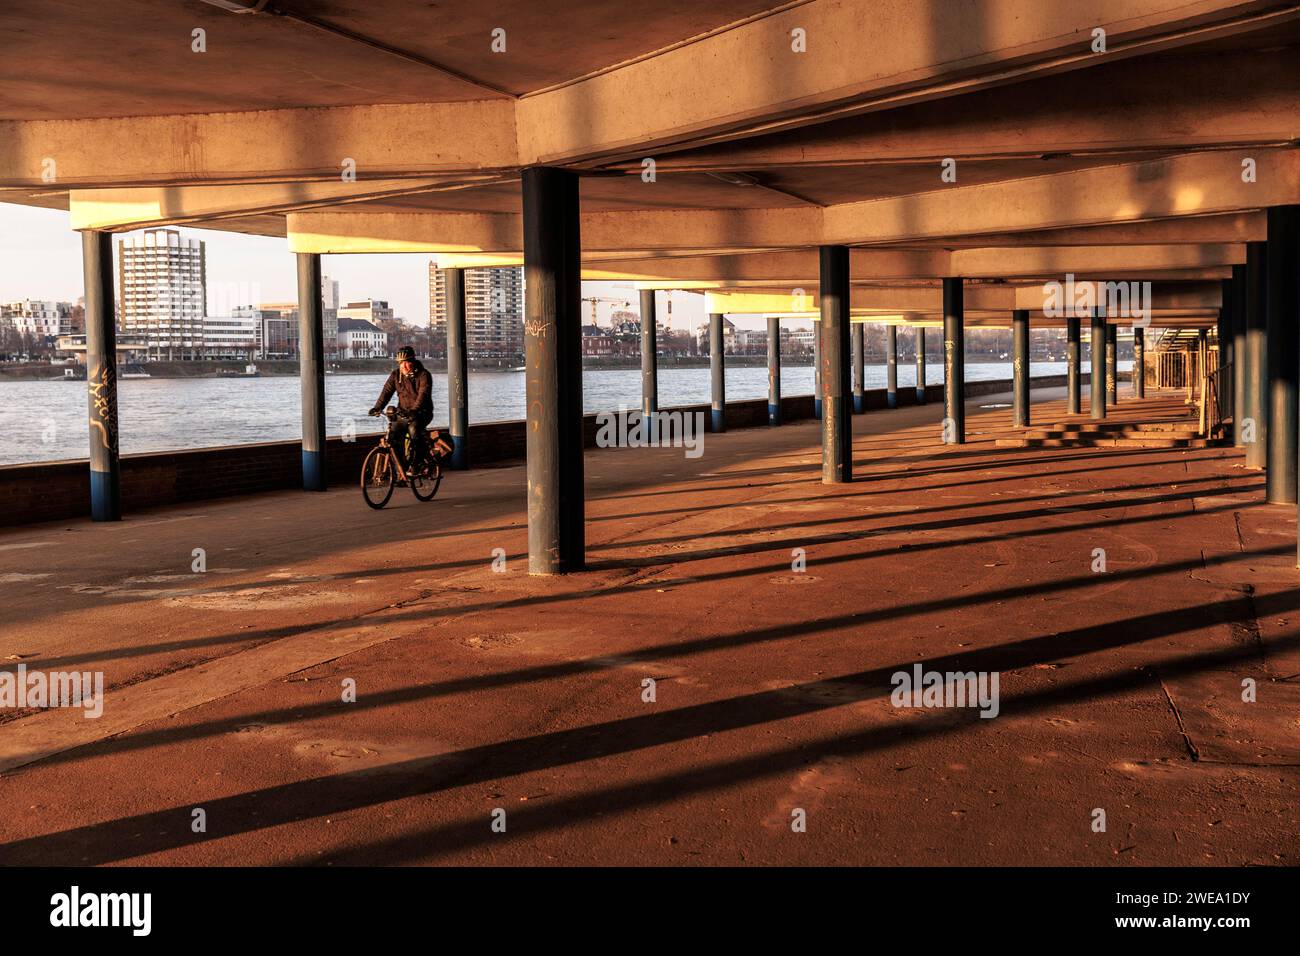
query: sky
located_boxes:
[0,202,776,332]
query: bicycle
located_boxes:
[360,407,447,509]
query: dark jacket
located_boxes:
[373,360,433,420]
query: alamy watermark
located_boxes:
[595,407,705,459]
[1,664,104,718]
[1043,274,1151,328]
[890,664,1000,718]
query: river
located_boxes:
[0,360,1121,465]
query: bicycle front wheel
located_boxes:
[361,445,395,509]
[410,459,442,501]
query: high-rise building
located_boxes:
[320,276,340,356]
[428,265,524,359]
[117,228,206,360]
[321,276,340,311]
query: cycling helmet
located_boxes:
[395,346,416,363]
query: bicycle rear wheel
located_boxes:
[410,458,442,501]
[361,445,395,509]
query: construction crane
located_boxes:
[579,294,633,326]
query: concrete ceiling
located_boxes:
[0,0,787,118]
[2,0,1297,327]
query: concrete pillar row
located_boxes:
[1230,264,1247,448]
[1265,205,1299,504]
[296,252,327,492]
[444,267,470,470]
[914,327,927,405]
[1244,240,1268,470]
[1106,323,1119,406]
[522,166,584,575]
[709,312,726,433]
[851,321,865,414]
[82,229,120,521]
[1090,308,1107,421]
[886,325,899,409]
[640,288,658,421]
[1216,285,1231,426]
[1012,308,1030,428]
[813,323,823,420]
[942,278,965,444]
[767,315,782,426]
[1066,315,1081,415]
[820,244,852,483]
[1133,327,1145,400]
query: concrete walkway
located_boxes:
[1,387,1297,865]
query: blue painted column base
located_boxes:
[852,394,864,414]
[451,435,468,470]
[302,450,327,492]
[89,469,121,522]
[711,408,726,433]
[767,404,781,426]
[916,388,926,405]
[887,391,898,409]
[814,398,822,419]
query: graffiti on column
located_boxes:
[88,363,118,454]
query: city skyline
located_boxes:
[0,202,725,332]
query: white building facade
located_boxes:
[117,228,207,360]
[337,318,388,359]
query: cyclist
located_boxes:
[369,346,433,475]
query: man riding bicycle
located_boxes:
[369,346,434,474]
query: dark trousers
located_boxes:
[388,412,431,472]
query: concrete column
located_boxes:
[915,327,927,404]
[1090,308,1107,420]
[296,252,327,492]
[813,323,822,419]
[1133,326,1145,400]
[1106,323,1118,406]
[1245,240,1268,469]
[444,267,470,469]
[640,289,658,420]
[1231,265,1247,447]
[886,324,899,409]
[1012,308,1030,427]
[522,166,584,574]
[1199,329,1210,436]
[851,320,865,413]
[82,230,120,522]
[709,312,726,432]
[1216,290,1230,424]
[767,314,782,426]
[1266,205,1299,503]
[943,278,965,444]
[820,245,852,482]
[1066,315,1081,414]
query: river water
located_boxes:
[0,360,1121,465]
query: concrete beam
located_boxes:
[287,208,823,254]
[588,244,1242,283]
[68,178,485,232]
[0,100,518,188]
[636,47,1300,172]
[284,149,1296,255]
[824,147,1300,243]
[519,0,1298,165]
[3,1,1290,187]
